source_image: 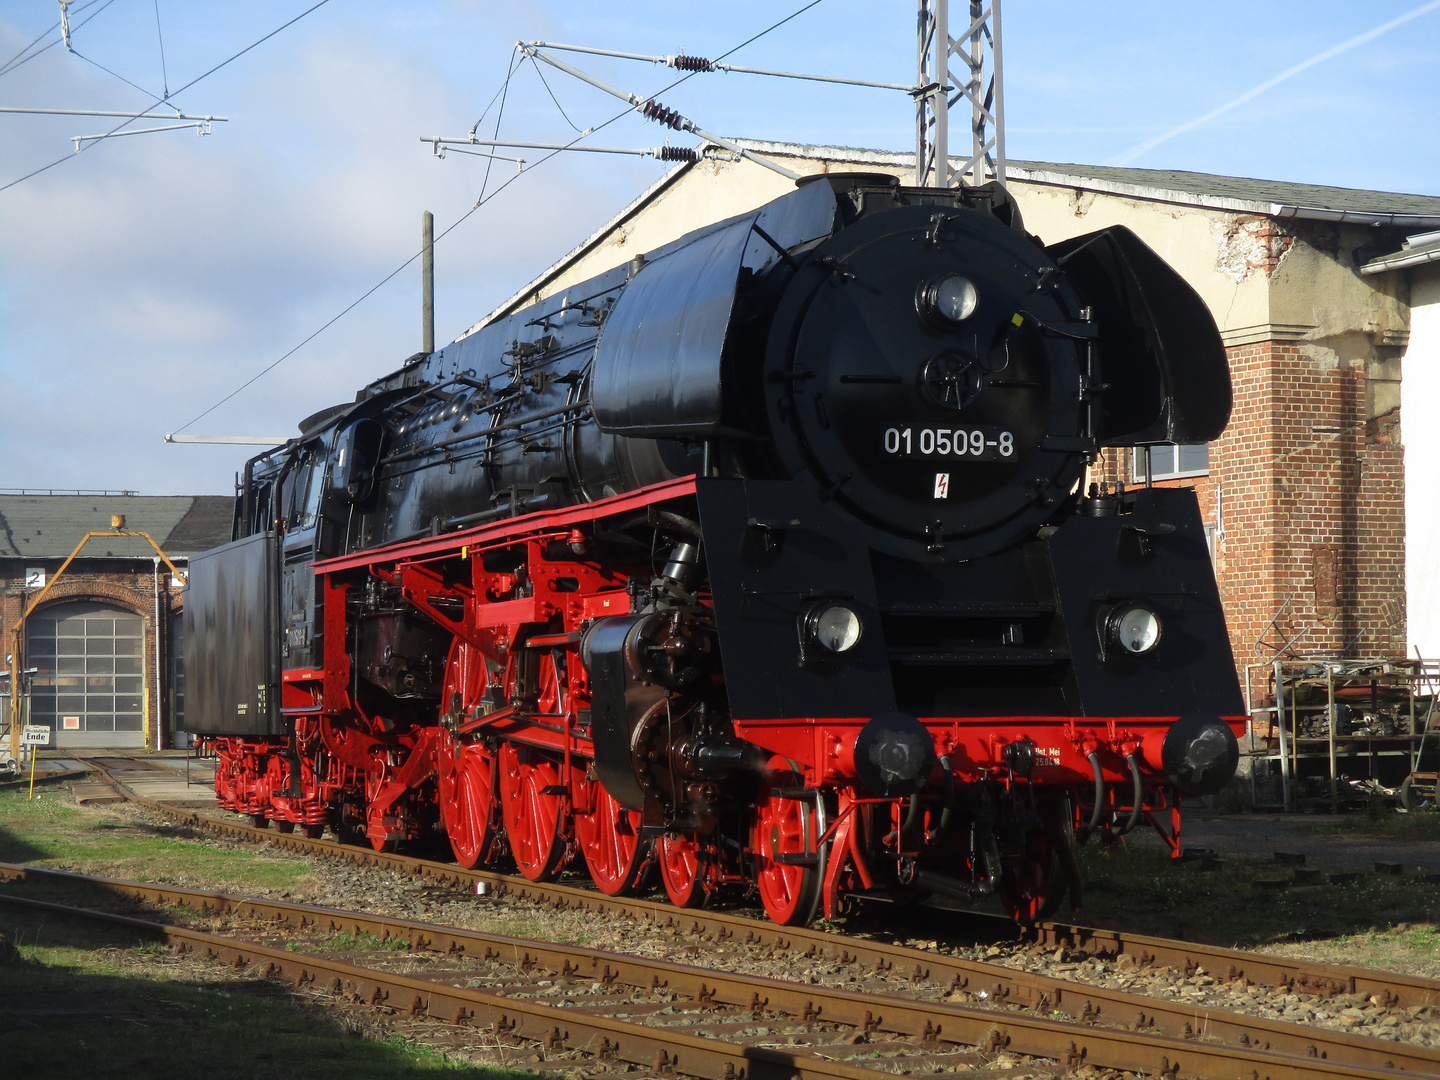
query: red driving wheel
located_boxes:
[498,741,566,881]
[753,756,824,926]
[436,638,503,868]
[574,778,649,896]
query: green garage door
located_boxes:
[28,601,146,748]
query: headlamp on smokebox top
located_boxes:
[798,599,863,664]
[917,273,979,329]
[1098,601,1162,661]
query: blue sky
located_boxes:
[2,0,1437,494]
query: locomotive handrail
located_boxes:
[311,476,699,574]
[384,398,593,465]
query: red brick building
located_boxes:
[1,492,231,755]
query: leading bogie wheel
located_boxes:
[657,831,706,908]
[997,829,1067,924]
[498,741,566,881]
[752,756,824,926]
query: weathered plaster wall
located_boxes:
[1404,266,1440,661]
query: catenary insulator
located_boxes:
[641,99,683,129]
[668,54,713,72]
[655,145,698,162]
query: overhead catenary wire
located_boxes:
[0,0,333,194]
[475,47,520,206]
[522,45,800,180]
[153,0,169,99]
[171,0,828,435]
[0,107,226,119]
[526,52,588,134]
[70,46,165,103]
[0,0,116,79]
[529,40,914,93]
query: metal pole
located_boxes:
[423,210,435,355]
[1274,659,1291,810]
[1327,666,1337,813]
[915,0,948,187]
[915,0,927,185]
[934,0,948,188]
[968,0,984,181]
[991,0,1005,184]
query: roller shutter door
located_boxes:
[27,601,146,748]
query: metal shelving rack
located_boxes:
[1242,659,1440,811]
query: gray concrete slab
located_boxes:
[72,782,124,806]
[118,775,217,806]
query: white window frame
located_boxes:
[1131,443,1210,483]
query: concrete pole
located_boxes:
[422,210,435,355]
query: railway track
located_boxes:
[68,756,1440,1075]
[0,863,1425,1080]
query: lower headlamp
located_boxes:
[803,602,863,654]
[1104,602,1162,656]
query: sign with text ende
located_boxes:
[22,725,50,746]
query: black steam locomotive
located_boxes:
[187,172,1243,924]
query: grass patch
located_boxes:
[291,931,414,953]
[0,780,314,894]
[1074,842,1440,947]
[1300,809,1440,841]
[0,936,531,1079]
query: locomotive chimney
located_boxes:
[422,210,435,355]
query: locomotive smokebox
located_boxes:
[1161,713,1240,796]
[852,712,938,798]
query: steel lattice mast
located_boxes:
[915,0,1005,188]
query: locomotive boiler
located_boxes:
[186,171,1244,924]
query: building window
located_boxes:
[171,611,185,732]
[1131,443,1209,483]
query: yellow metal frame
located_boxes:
[7,532,189,765]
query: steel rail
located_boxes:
[4,861,1437,1076]
[0,892,907,1080]
[1029,921,1440,1010]
[0,882,1413,1080]
[86,757,1440,1041]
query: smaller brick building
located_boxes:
[1,492,232,752]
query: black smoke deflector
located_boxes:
[1046,225,1231,446]
[593,181,837,437]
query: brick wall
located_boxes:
[1,561,183,750]
[1089,339,1405,698]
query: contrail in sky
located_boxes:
[1112,0,1440,166]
